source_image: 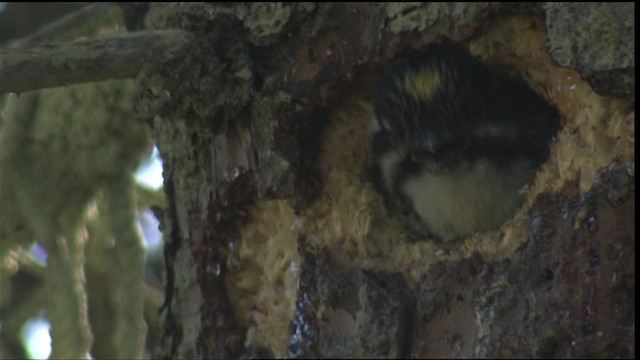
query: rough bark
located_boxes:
[131,3,634,358]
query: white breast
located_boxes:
[402,159,536,241]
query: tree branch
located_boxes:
[0,30,194,93]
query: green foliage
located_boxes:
[0,79,153,358]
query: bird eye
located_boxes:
[371,127,395,156]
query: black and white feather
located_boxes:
[370,44,560,242]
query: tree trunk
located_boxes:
[136,3,635,358]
